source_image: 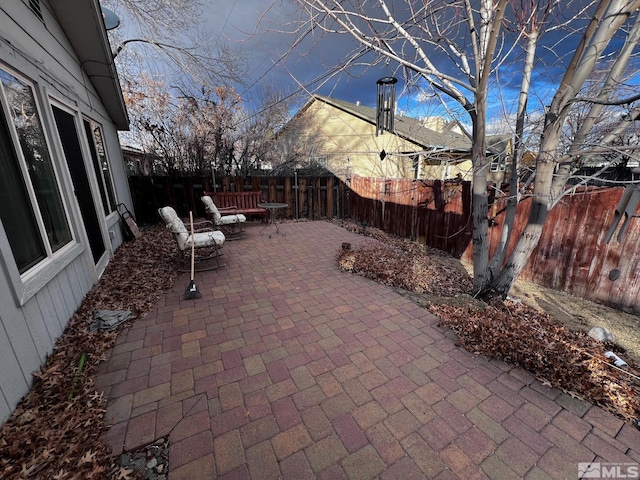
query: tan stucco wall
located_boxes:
[422,161,473,181]
[277,101,423,180]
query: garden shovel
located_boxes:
[184,211,201,299]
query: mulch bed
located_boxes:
[0,224,181,480]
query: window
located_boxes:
[0,68,72,274]
[53,105,105,264]
[308,155,327,167]
[384,179,391,197]
[490,155,507,172]
[84,119,116,214]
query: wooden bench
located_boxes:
[204,191,268,221]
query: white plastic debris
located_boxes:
[604,351,628,368]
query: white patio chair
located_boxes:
[158,206,226,270]
[201,195,247,239]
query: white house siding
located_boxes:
[0,258,93,422]
[0,0,131,423]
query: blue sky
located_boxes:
[202,1,391,110]
[197,0,568,124]
[110,0,640,136]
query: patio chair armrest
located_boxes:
[192,219,216,232]
[218,206,239,212]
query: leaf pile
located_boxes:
[336,220,640,428]
[431,300,639,424]
[337,224,473,297]
[0,224,181,480]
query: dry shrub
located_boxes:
[337,237,472,297]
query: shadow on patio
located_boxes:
[96,221,639,479]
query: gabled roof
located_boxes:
[486,135,512,156]
[309,95,472,152]
[49,0,129,130]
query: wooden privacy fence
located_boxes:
[468,186,640,313]
[343,178,640,312]
[128,175,350,225]
[129,174,473,256]
[347,176,473,256]
[128,174,639,311]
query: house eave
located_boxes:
[49,0,129,130]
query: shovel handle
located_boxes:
[189,211,195,281]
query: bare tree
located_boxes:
[104,0,249,165]
[122,73,183,173]
[233,84,296,175]
[286,0,640,297]
[104,0,247,87]
[123,71,294,177]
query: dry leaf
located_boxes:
[0,225,182,480]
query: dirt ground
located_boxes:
[509,278,640,366]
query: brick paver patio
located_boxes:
[97,221,640,479]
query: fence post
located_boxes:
[334,181,340,218]
[326,177,334,219]
[314,178,321,219]
[284,176,292,218]
[299,177,307,218]
[268,177,277,203]
[411,181,417,242]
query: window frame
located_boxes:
[83,118,118,215]
[0,65,83,306]
[48,98,112,273]
[490,155,507,173]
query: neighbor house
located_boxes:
[273,95,512,183]
[0,0,131,424]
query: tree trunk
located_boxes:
[488,28,538,281]
[471,110,490,293]
[472,174,489,292]
[490,175,552,295]
[470,0,508,293]
[491,205,547,296]
[490,133,558,296]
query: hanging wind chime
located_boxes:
[376,76,398,162]
[375,76,398,137]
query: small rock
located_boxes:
[130,455,146,472]
[146,457,158,469]
[506,295,522,304]
[587,326,613,343]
